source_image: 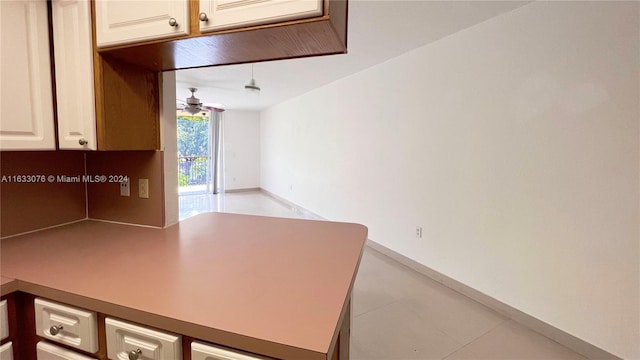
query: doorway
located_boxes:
[177,109,225,219]
[177,110,211,195]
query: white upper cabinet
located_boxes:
[0,0,56,150]
[198,0,323,33]
[52,0,97,150]
[95,0,190,48]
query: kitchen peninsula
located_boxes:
[0,213,367,360]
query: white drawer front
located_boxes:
[34,298,98,353]
[0,341,13,360]
[192,341,267,360]
[37,341,96,360]
[0,300,8,341]
[105,318,182,360]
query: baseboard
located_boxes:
[0,218,87,240]
[259,188,326,220]
[365,240,622,360]
[224,187,261,193]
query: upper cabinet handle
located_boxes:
[168,17,178,27]
[199,12,208,22]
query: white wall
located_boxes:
[161,71,179,226]
[224,110,260,190]
[260,2,640,358]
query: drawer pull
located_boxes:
[199,12,208,22]
[128,348,142,360]
[78,138,88,145]
[168,17,178,27]
[49,324,63,335]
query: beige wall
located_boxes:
[86,151,164,227]
[0,150,166,237]
[0,151,85,237]
[260,2,640,358]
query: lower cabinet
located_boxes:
[18,295,276,360]
[105,318,181,360]
[0,300,8,342]
[0,342,13,360]
[36,342,95,360]
[34,299,98,354]
[1,296,15,360]
[192,341,267,360]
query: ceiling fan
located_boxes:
[176,88,209,115]
[177,88,227,114]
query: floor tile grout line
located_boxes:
[440,321,506,360]
[395,292,500,356]
[353,296,407,319]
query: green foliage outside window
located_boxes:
[177,114,210,186]
[177,115,209,157]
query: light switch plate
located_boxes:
[139,179,149,198]
[120,178,130,197]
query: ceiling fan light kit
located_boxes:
[244,79,260,92]
[245,63,261,93]
[183,87,204,114]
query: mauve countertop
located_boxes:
[0,212,367,359]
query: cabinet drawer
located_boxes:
[0,341,12,360]
[0,300,7,341]
[105,318,182,360]
[34,298,98,353]
[36,341,96,360]
[192,341,267,360]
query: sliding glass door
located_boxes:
[177,110,224,195]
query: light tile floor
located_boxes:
[179,191,320,221]
[180,191,588,360]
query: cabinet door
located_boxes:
[0,300,7,342]
[0,0,55,150]
[34,298,99,354]
[199,0,323,33]
[52,0,97,150]
[36,341,96,360]
[0,342,13,360]
[192,341,268,360]
[105,318,181,360]
[95,0,189,48]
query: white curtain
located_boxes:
[208,110,224,194]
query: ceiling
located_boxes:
[175,1,530,111]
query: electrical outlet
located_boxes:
[416,226,423,238]
[119,178,130,197]
[139,179,149,198]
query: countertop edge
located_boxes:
[0,277,18,296]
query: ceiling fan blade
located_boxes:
[203,102,226,110]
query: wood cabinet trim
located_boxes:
[97,4,332,52]
[90,0,160,151]
[93,0,347,72]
